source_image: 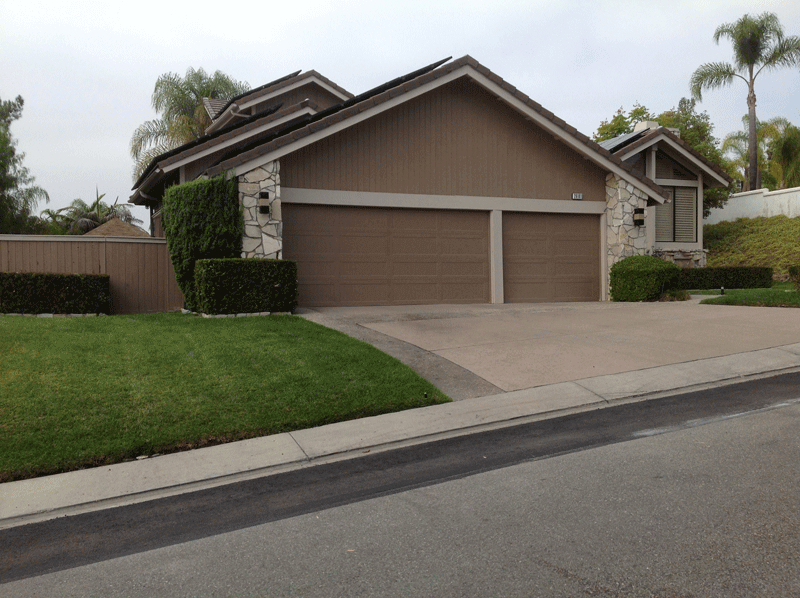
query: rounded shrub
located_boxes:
[610,255,680,302]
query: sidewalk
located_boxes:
[3,341,800,530]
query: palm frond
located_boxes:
[690,62,737,100]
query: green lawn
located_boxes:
[699,283,800,307]
[0,313,449,482]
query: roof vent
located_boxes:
[667,127,681,138]
[633,121,660,132]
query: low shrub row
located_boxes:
[610,256,777,302]
[195,258,298,314]
[0,272,111,314]
[676,266,773,290]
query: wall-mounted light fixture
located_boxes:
[633,207,645,226]
[258,191,271,216]
[571,193,583,200]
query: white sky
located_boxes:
[3,0,799,230]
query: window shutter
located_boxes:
[674,188,696,243]
[655,189,674,242]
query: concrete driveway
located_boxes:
[299,300,800,399]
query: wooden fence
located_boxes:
[0,235,184,314]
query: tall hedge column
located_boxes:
[238,160,282,259]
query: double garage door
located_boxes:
[282,204,599,307]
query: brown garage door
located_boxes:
[503,212,600,302]
[283,204,490,307]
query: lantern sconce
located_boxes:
[633,207,645,226]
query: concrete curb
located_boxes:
[2,343,800,530]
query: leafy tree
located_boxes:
[0,95,49,234]
[594,98,735,215]
[593,104,654,142]
[721,115,787,190]
[130,68,249,179]
[690,12,800,191]
[769,124,800,188]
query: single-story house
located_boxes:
[131,55,731,307]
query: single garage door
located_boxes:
[503,212,600,302]
[283,204,490,307]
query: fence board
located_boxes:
[0,235,184,314]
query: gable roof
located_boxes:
[132,56,669,205]
[205,70,351,134]
[209,56,667,201]
[600,127,732,188]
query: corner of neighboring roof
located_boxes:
[299,70,354,100]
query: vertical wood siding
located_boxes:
[281,78,607,201]
[0,236,183,314]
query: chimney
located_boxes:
[633,121,660,132]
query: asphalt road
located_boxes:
[2,373,800,596]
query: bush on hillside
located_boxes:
[703,215,800,276]
[609,255,680,301]
[789,265,800,291]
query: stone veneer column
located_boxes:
[238,161,282,259]
[605,173,648,280]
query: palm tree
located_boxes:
[42,190,144,234]
[770,124,800,188]
[130,68,249,179]
[690,12,800,191]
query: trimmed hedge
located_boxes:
[195,258,298,314]
[161,173,243,311]
[676,266,773,290]
[610,255,680,302]
[0,272,110,314]
[788,265,800,291]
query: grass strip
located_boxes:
[699,286,800,307]
[0,313,449,482]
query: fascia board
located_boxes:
[130,167,163,205]
[161,107,317,175]
[617,133,729,188]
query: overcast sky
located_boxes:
[3,0,799,229]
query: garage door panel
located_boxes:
[504,238,548,255]
[503,212,599,303]
[283,204,490,307]
[338,235,388,254]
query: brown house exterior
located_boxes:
[131,56,729,307]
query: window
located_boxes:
[655,187,696,243]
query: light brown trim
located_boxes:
[281,188,607,214]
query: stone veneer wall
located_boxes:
[238,161,283,259]
[653,248,706,268]
[605,173,648,272]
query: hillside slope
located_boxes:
[704,215,800,276]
